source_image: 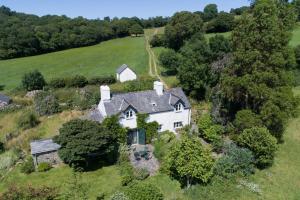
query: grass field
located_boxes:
[0,37,148,91]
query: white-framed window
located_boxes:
[174,103,182,112]
[158,124,162,131]
[125,110,134,119]
[174,122,183,129]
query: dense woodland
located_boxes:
[0,6,168,59]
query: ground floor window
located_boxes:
[174,121,183,129]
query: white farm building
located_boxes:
[116,64,137,82]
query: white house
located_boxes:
[94,81,191,145]
[116,64,137,82]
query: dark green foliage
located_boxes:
[150,34,165,47]
[214,143,255,178]
[137,113,159,143]
[34,91,60,116]
[102,115,128,144]
[203,4,218,22]
[0,141,4,153]
[230,6,250,15]
[129,24,144,36]
[0,6,169,60]
[17,111,39,130]
[48,78,66,88]
[165,11,203,50]
[0,85,5,91]
[0,185,58,200]
[220,0,299,142]
[21,70,46,91]
[198,113,223,143]
[165,134,214,187]
[88,75,116,85]
[159,49,182,75]
[124,182,164,200]
[233,109,263,133]
[65,75,88,88]
[292,0,300,21]
[295,45,300,66]
[153,131,175,162]
[54,119,119,170]
[209,35,232,59]
[37,162,52,172]
[177,34,212,99]
[237,127,278,168]
[206,12,235,33]
[20,157,35,174]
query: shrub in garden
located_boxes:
[21,70,46,91]
[34,91,60,116]
[214,143,255,178]
[69,88,100,110]
[37,162,52,172]
[110,191,129,200]
[134,168,150,180]
[17,111,39,130]
[124,181,164,200]
[20,157,35,174]
[0,185,58,200]
[65,75,88,88]
[237,127,278,168]
[48,78,66,88]
[88,75,116,85]
[150,34,165,47]
[164,134,214,187]
[233,109,263,132]
[124,77,156,92]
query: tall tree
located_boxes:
[220,0,298,141]
[164,11,203,50]
[203,4,218,22]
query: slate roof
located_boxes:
[30,139,61,155]
[116,64,135,74]
[103,87,191,116]
[0,94,11,104]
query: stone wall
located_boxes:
[33,151,62,166]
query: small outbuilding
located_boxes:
[0,93,11,108]
[30,139,62,166]
[116,64,137,82]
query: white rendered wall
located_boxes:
[119,68,137,82]
[118,108,191,133]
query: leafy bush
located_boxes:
[295,45,300,67]
[159,49,182,75]
[237,127,278,168]
[21,70,46,91]
[164,134,214,187]
[34,91,60,116]
[20,157,35,174]
[124,77,156,92]
[69,88,100,110]
[0,141,4,153]
[110,191,129,200]
[119,162,135,186]
[0,185,58,200]
[0,150,20,171]
[134,168,150,180]
[150,34,165,47]
[233,109,263,133]
[48,78,66,88]
[124,181,164,200]
[214,143,255,178]
[17,111,39,130]
[198,113,223,143]
[65,75,88,88]
[37,162,52,172]
[88,75,116,85]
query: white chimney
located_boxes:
[100,85,111,101]
[154,81,164,96]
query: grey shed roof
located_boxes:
[0,94,11,104]
[116,64,132,74]
[30,139,61,155]
[103,87,191,116]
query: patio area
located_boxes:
[129,144,159,176]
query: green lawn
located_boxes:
[0,165,122,199]
[0,37,148,91]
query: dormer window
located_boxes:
[125,110,134,119]
[174,103,182,112]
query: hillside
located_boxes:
[0,37,148,91]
